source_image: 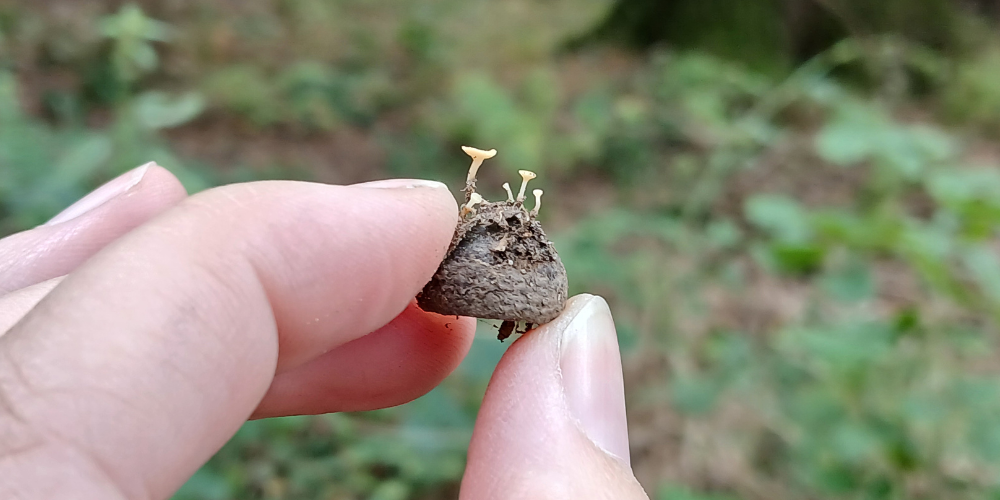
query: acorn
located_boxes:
[417,147,568,341]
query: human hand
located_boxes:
[0,163,648,499]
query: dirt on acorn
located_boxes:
[416,147,568,341]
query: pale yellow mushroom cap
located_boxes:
[460,192,485,216]
[463,147,498,184]
[516,170,537,202]
[530,189,543,216]
[462,146,498,160]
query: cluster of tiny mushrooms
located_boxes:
[458,146,549,341]
[459,146,542,218]
[416,144,568,341]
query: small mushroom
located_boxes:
[462,146,497,184]
[417,145,569,334]
[502,182,515,202]
[529,189,543,217]
[516,170,536,203]
[460,192,485,217]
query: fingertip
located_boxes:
[347,179,460,259]
[0,163,189,294]
[349,178,458,216]
[167,180,461,370]
[400,304,477,378]
[98,163,188,228]
[140,163,189,202]
[0,177,469,498]
[253,303,476,417]
[460,295,647,499]
[351,178,450,191]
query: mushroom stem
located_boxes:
[516,170,536,203]
[529,189,543,217]
[502,183,514,202]
[466,158,484,184]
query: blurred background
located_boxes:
[6,0,1000,498]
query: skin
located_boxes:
[0,164,649,500]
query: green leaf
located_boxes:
[831,422,879,462]
[908,125,955,162]
[785,321,894,371]
[369,479,410,500]
[815,120,876,166]
[821,260,875,302]
[130,42,159,72]
[670,376,719,415]
[50,135,113,189]
[745,194,811,243]
[134,91,206,130]
[878,128,925,178]
[202,65,280,126]
[926,168,1000,205]
[770,243,825,275]
[658,484,741,500]
[452,72,547,173]
[706,218,743,249]
[961,245,1000,303]
[814,103,887,166]
[173,469,231,500]
[143,19,174,42]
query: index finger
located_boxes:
[0,179,459,500]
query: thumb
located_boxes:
[460,294,649,499]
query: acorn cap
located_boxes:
[417,200,567,324]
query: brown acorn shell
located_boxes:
[417,200,568,324]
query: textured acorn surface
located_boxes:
[417,200,568,324]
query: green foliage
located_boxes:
[173,412,467,500]
[447,71,557,174]
[202,61,392,130]
[133,91,206,130]
[556,39,1000,500]
[816,103,955,179]
[659,484,741,500]
[174,329,504,500]
[945,48,1000,133]
[100,4,172,84]
[587,0,973,74]
[0,73,209,231]
[0,6,219,231]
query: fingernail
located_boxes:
[353,178,449,190]
[559,294,632,467]
[46,163,153,225]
